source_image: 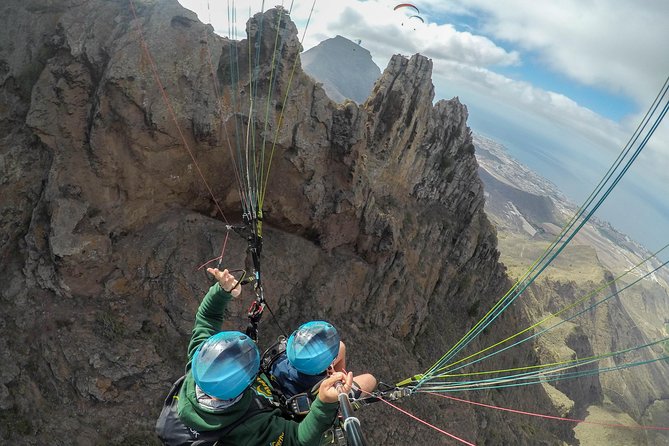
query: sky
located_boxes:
[177,0,669,251]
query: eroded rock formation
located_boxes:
[1,0,566,444]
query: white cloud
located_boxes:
[176,0,666,162]
[178,0,519,69]
[311,1,518,65]
[430,58,626,152]
[633,116,669,182]
[176,0,669,227]
[434,0,669,107]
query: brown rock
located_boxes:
[0,1,566,444]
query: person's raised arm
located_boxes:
[207,267,242,297]
[186,267,241,364]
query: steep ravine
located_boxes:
[523,277,669,445]
[2,1,567,444]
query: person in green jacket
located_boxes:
[175,266,353,445]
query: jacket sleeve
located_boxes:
[295,398,340,444]
[233,399,339,446]
[186,282,233,367]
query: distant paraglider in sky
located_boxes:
[394,3,424,30]
[393,3,420,14]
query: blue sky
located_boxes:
[426,6,637,121]
[178,0,669,251]
[495,62,636,122]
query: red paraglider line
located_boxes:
[196,231,230,271]
[431,393,669,431]
[128,0,229,224]
[356,387,477,445]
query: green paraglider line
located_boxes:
[420,355,669,393]
[260,0,318,208]
[431,241,669,376]
[227,1,251,218]
[202,0,249,216]
[431,254,669,379]
[421,336,669,390]
[416,76,669,384]
[259,8,288,211]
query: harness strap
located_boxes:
[155,376,275,446]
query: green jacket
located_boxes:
[177,282,339,445]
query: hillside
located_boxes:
[475,133,669,445]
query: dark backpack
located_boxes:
[260,337,322,420]
[155,375,275,446]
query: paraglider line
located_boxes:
[260,0,317,207]
[357,389,476,445]
[203,0,250,215]
[430,393,669,431]
[421,355,669,393]
[424,74,669,377]
[436,256,669,377]
[195,230,230,271]
[434,242,669,374]
[128,0,229,224]
[431,336,669,381]
[259,8,287,203]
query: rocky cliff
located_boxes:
[1,1,566,444]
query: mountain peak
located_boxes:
[301,35,380,103]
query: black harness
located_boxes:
[155,375,275,446]
[260,337,321,420]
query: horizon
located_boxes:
[178,0,668,252]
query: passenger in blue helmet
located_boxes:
[156,267,354,446]
[287,321,340,375]
[269,321,377,400]
[191,330,260,400]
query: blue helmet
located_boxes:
[286,321,340,375]
[192,331,260,400]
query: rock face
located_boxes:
[1,1,565,444]
[301,35,381,103]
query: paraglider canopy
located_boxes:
[394,3,420,14]
[395,3,424,29]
